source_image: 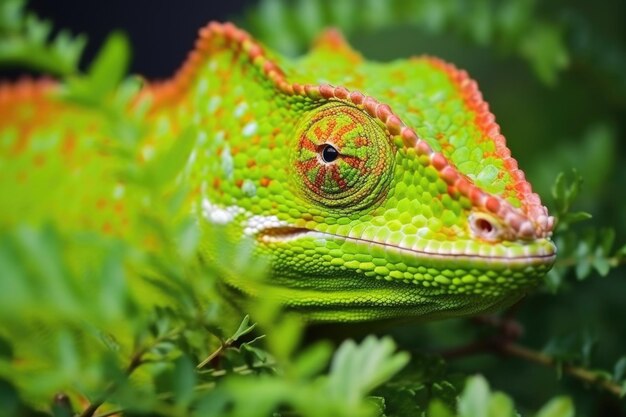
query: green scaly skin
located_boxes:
[0,22,556,322]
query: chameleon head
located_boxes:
[187,23,556,322]
[238,100,556,322]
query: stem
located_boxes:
[497,342,623,398]
[440,316,624,398]
[79,327,182,417]
[555,255,625,269]
[94,409,125,417]
[196,338,229,369]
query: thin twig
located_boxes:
[497,342,623,398]
[79,327,182,417]
[555,255,625,269]
[440,316,624,398]
[196,338,228,369]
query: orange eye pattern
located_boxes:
[292,102,395,209]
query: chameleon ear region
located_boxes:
[291,102,394,210]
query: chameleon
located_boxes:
[0,22,556,323]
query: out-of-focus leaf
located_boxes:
[519,23,569,85]
[173,355,196,407]
[488,392,516,417]
[535,396,574,417]
[614,356,626,382]
[326,336,410,406]
[141,128,196,188]
[458,375,490,417]
[292,341,333,379]
[86,31,129,99]
[0,0,86,74]
[64,31,130,105]
[559,211,592,226]
[427,399,455,417]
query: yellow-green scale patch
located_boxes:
[289,52,521,208]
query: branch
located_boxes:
[79,327,182,417]
[439,316,624,398]
[555,254,626,269]
[497,342,623,398]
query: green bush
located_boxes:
[1,0,625,416]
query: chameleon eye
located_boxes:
[292,102,395,209]
[320,143,339,163]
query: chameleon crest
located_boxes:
[0,22,556,322]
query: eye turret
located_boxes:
[291,102,395,210]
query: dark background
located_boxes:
[27,0,255,78]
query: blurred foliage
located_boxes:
[0,0,85,75]
[1,0,626,416]
[244,0,572,84]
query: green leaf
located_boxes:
[0,0,86,75]
[575,240,591,280]
[326,335,410,406]
[292,341,333,379]
[551,172,566,208]
[591,249,611,276]
[173,355,196,407]
[535,396,574,417]
[613,356,626,382]
[142,127,197,187]
[86,31,130,99]
[458,375,490,417]
[488,392,516,417]
[520,23,569,85]
[559,211,592,226]
[428,399,455,417]
[230,315,257,342]
[600,228,616,255]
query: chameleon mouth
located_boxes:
[258,226,557,264]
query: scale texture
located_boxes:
[0,22,556,322]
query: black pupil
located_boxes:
[321,144,339,163]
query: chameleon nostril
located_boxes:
[469,213,501,241]
[475,218,493,234]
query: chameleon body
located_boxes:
[0,22,556,322]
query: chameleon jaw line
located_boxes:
[258,226,557,264]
